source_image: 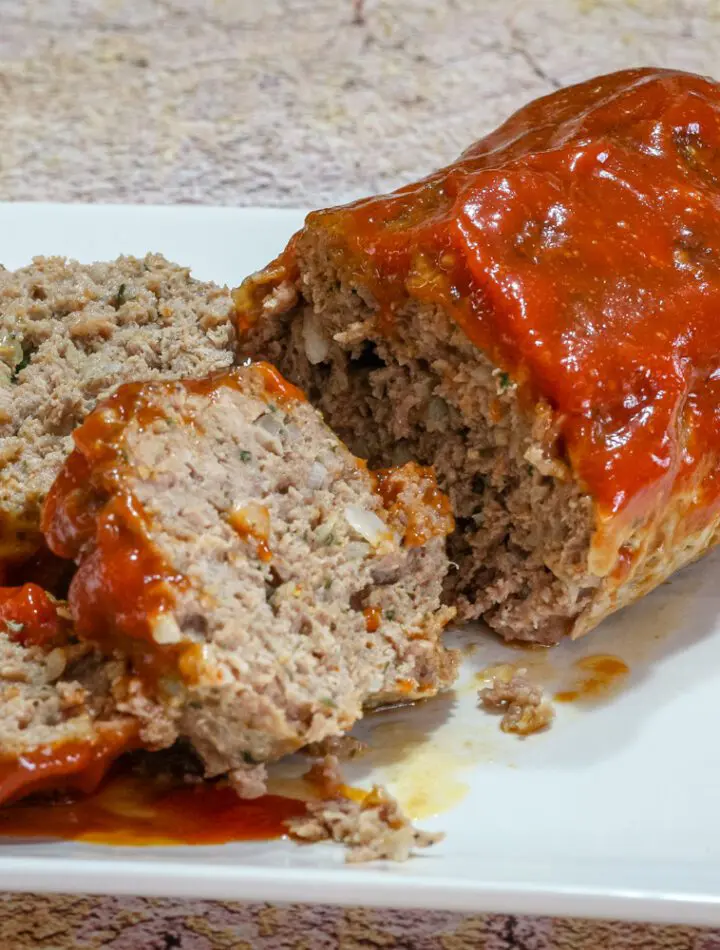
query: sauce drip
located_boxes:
[0,766,306,846]
[555,654,630,703]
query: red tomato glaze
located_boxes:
[301,68,720,535]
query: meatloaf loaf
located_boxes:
[0,254,235,570]
[0,584,149,805]
[234,67,720,645]
[43,363,457,796]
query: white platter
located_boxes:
[1,202,720,925]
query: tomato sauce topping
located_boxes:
[263,69,720,547]
[0,583,69,647]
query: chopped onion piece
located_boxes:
[152,614,183,645]
[302,309,330,364]
[258,413,284,437]
[344,505,391,545]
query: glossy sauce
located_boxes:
[363,605,382,632]
[0,726,138,806]
[0,583,69,646]
[0,767,306,846]
[554,654,630,703]
[253,360,307,406]
[0,587,139,805]
[251,69,720,558]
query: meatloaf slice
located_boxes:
[0,584,152,805]
[0,254,235,569]
[43,363,457,794]
[234,68,720,645]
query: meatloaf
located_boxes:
[234,67,720,645]
[0,584,150,804]
[42,363,456,795]
[0,254,235,570]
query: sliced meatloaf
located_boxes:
[43,363,457,795]
[0,254,235,569]
[234,68,720,645]
[0,584,153,805]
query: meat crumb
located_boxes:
[479,670,555,735]
[303,735,367,760]
[56,680,88,711]
[303,753,344,797]
[228,762,268,800]
[286,785,443,863]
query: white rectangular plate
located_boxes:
[1,203,720,925]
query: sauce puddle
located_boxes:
[554,654,630,704]
[0,763,306,846]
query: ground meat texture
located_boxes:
[286,784,443,863]
[234,69,720,645]
[0,587,155,805]
[235,249,595,645]
[478,670,554,736]
[43,363,457,791]
[0,254,235,568]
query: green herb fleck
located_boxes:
[242,751,258,765]
[498,372,511,392]
[526,464,534,476]
[320,697,337,709]
[11,353,30,381]
[268,403,278,413]
[238,450,252,463]
[116,282,127,306]
[323,532,336,546]
[385,609,396,621]
[323,577,332,590]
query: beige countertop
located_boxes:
[0,1,718,947]
[0,0,717,207]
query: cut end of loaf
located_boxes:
[234,241,601,645]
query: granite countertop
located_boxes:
[1,0,719,947]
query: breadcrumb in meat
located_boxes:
[286,784,443,863]
[479,670,555,735]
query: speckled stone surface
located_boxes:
[1,0,720,946]
[0,0,719,207]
